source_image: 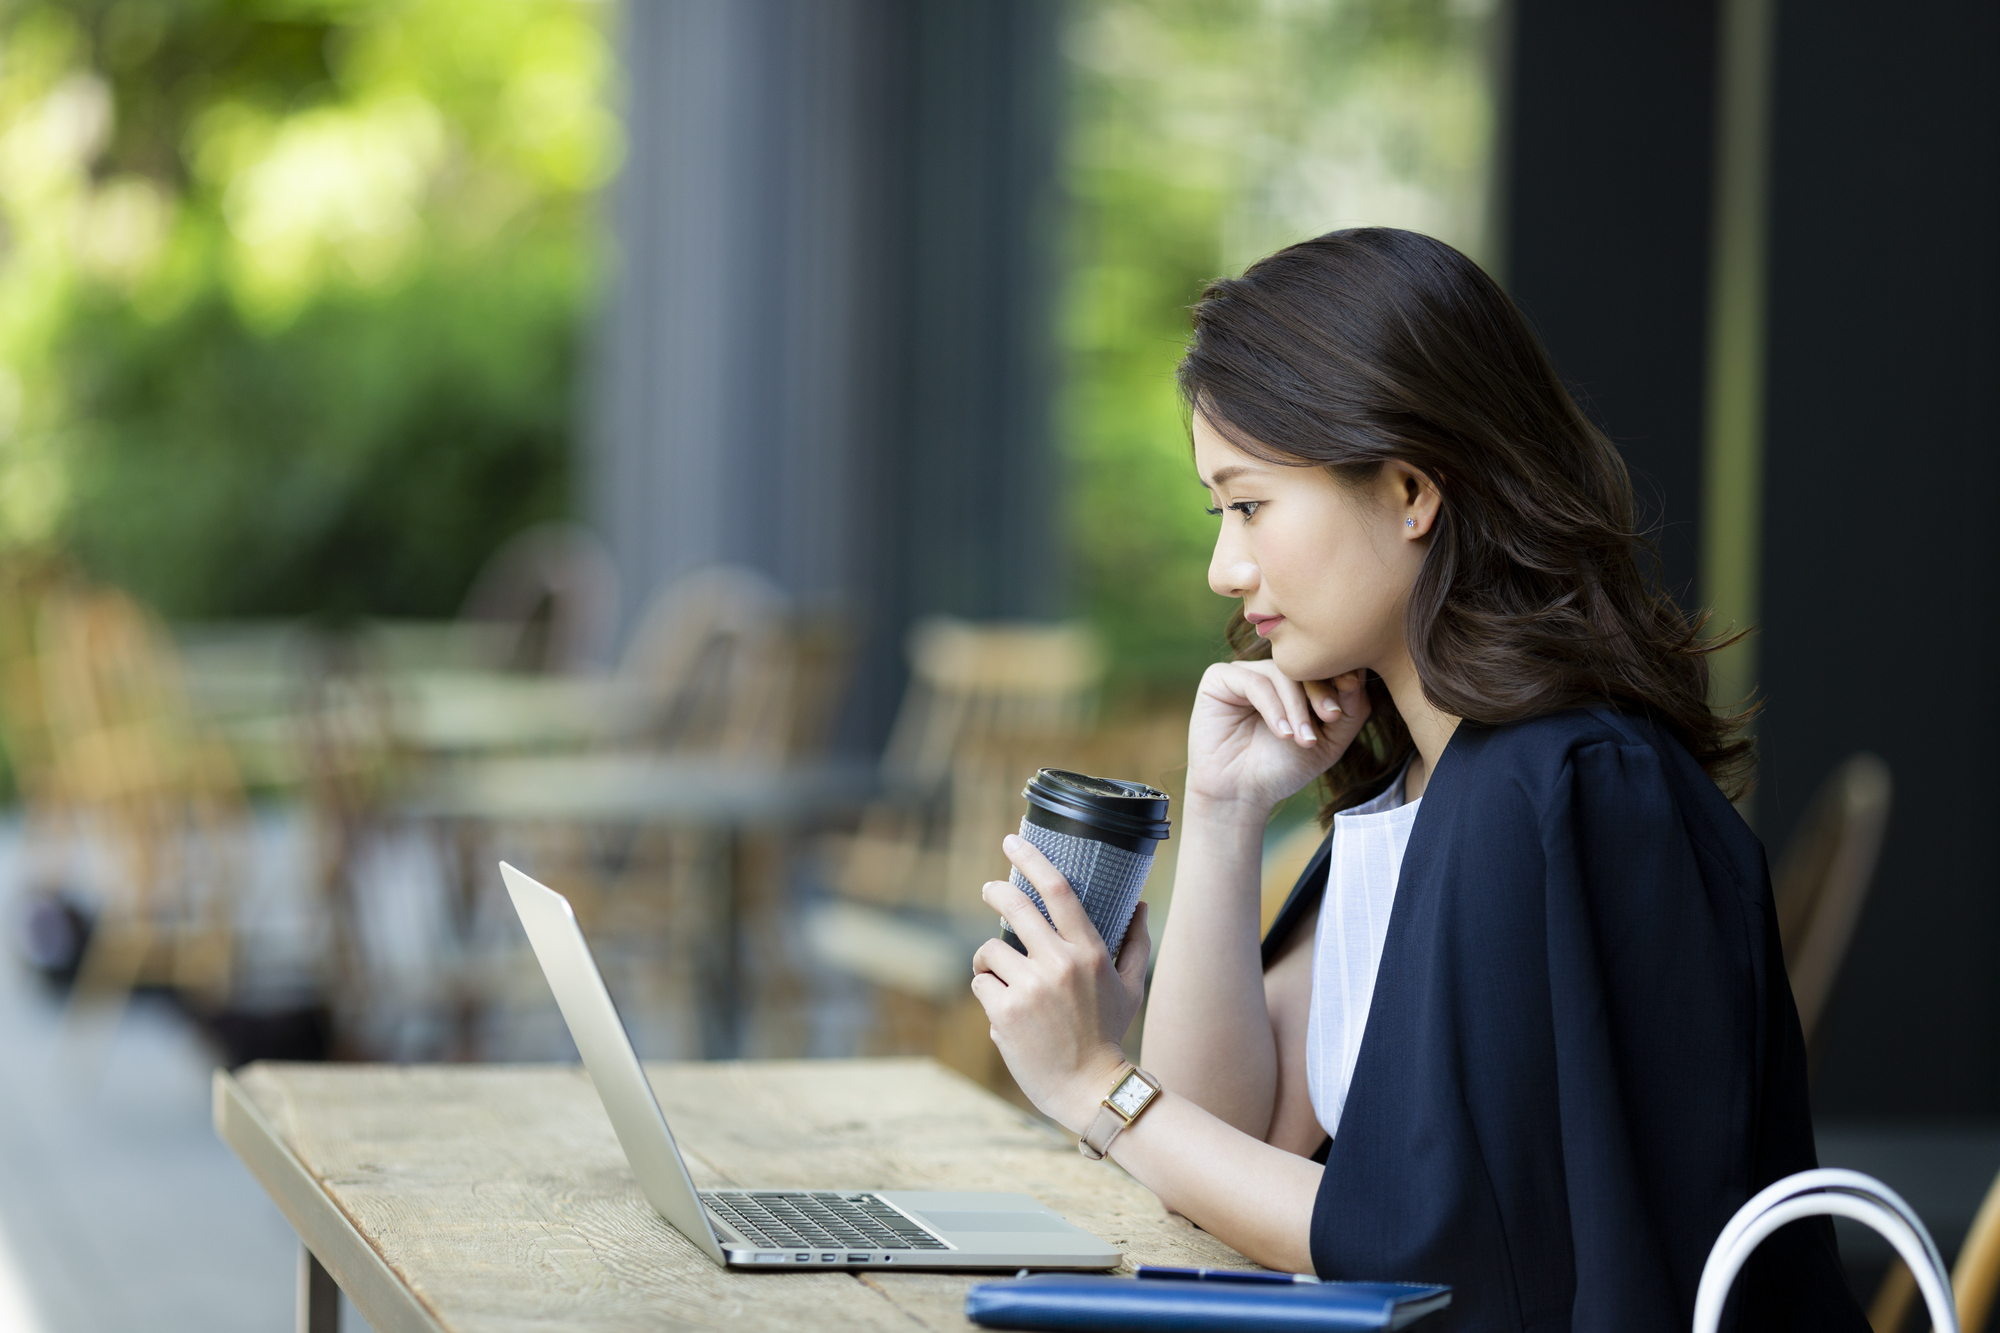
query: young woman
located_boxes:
[968,229,1866,1330]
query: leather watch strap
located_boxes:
[1078,1064,1161,1160]
[1079,1100,1126,1161]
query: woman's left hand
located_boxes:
[969,834,1153,1134]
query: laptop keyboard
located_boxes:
[700,1191,949,1251]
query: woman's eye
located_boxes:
[1204,500,1262,520]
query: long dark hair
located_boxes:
[1179,227,1752,820]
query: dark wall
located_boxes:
[1500,0,1719,602]
[1759,0,2000,1116]
[1503,0,2000,1115]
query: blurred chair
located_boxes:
[827,618,1105,915]
[617,564,806,760]
[1956,1166,2000,1333]
[0,558,78,866]
[462,565,853,1058]
[1871,1160,2000,1333]
[290,628,408,1051]
[810,619,1146,1091]
[1763,753,1907,1329]
[30,583,247,1034]
[458,523,621,675]
[1772,752,1893,1051]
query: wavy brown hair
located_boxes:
[1179,227,1752,822]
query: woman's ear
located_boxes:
[1387,462,1443,538]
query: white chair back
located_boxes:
[1695,1168,1957,1333]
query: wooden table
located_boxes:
[215,1058,1250,1332]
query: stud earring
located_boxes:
[1406,518,1416,528]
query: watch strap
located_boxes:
[1078,1065,1160,1160]
[1078,1100,1125,1160]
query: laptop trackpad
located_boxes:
[915,1211,1076,1234]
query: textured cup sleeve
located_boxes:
[1009,819,1154,955]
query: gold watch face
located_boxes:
[1109,1071,1154,1118]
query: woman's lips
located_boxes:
[1245,612,1284,637]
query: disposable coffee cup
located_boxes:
[1001,769,1171,959]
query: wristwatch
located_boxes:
[1078,1064,1162,1160]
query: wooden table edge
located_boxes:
[213,1068,451,1333]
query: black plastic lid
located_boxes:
[1022,769,1171,842]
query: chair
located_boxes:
[1771,752,1893,1051]
[1702,1169,1958,1333]
[1955,1167,2000,1333]
[826,618,1105,916]
[460,566,848,1058]
[616,565,805,760]
[809,620,1202,1093]
[1873,1164,2000,1333]
[29,584,248,1035]
[290,629,410,1052]
[493,564,808,907]
[0,559,82,902]
[457,523,621,674]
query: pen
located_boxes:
[1134,1265,1322,1285]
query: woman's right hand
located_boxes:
[1184,662,1371,818]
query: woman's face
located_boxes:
[1195,411,1437,683]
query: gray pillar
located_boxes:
[591,0,1064,750]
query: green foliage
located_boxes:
[0,0,614,618]
[58,257,577,618]
[1061,0,1495,693]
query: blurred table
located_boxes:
[214,1058,1247,1333]
[404,756,879,1057]
[401,754,878,824]
[385,671,662,754]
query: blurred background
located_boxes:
[0,0,1992,1330]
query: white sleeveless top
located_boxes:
[1305,765,1421,1141]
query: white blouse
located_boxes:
[1305,766,1421,1141]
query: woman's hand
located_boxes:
[1184,662,1371,817]
[969,835,1152,1132]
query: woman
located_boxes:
[968,228,1866,1330]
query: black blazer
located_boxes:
[1260,709,1866,1332]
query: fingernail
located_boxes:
[1002,834,1020,851]
[1274,719,1292,736]
[1298,725,1316,743]
[1323,700,1340,715]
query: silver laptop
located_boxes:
[500,862,1122,1271]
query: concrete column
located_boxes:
[590,0,1063,750]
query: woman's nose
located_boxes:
[1209,543,1258,600]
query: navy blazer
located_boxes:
[1260,709,1866,1332]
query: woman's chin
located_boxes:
[1269,639,1339,683]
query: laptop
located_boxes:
[500,862,1124,1271]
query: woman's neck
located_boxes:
[1374,649,1460,801]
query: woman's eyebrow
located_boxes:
[1203,464,1263,488]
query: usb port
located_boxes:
[847,1254,868,1263]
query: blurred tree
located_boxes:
[1061,0,1495,694]
[0,0,616,617]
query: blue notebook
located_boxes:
[964,1270,1452,1331]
